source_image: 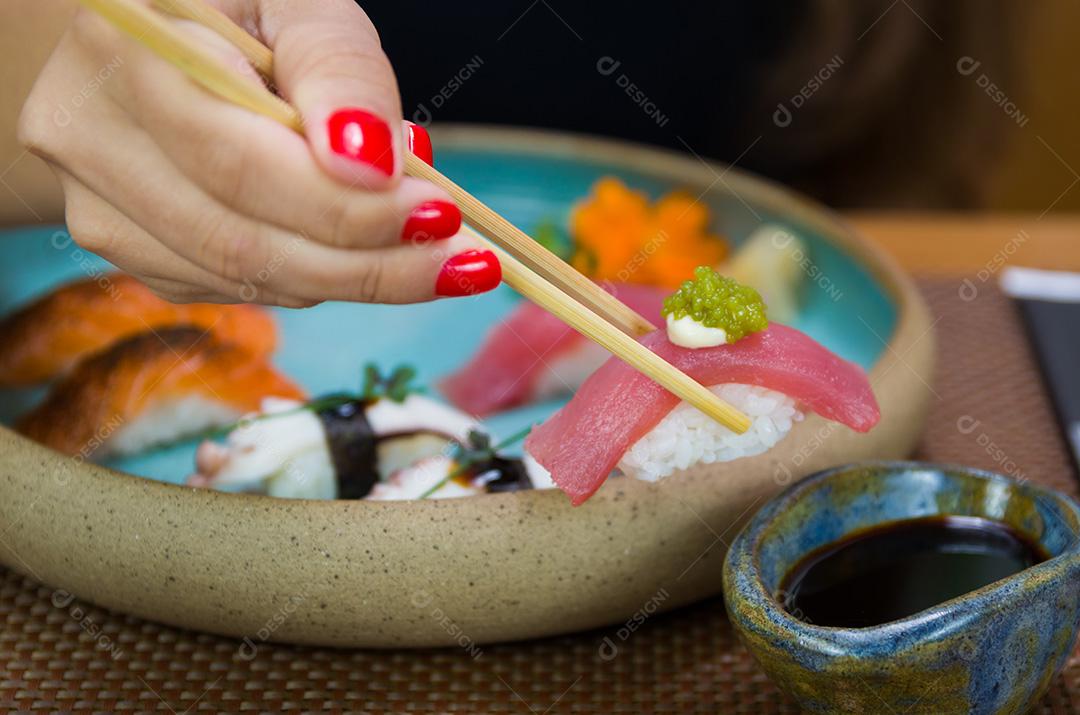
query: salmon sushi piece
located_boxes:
[17,326,304,460]
[0,274,277,386]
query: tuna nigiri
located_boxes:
[17,326,303,460]
[525,268,879,505]
[440,282,666,415]
[0,274,277,386]
[525,324,879,505]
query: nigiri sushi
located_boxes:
[189,387,550,501]
[720,224,809,325]
[525,269,880,505]
[440,282,666,415]
[0,273,277,386]
[17,326,303,460]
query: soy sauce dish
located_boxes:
[722,461,1080,715]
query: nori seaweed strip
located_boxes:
[317,400,379,499]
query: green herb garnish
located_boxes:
[418,424,534,499]
[361,363,420,403]
[661,266,768,342]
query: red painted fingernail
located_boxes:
[404,121,433,166]
[402,200,461,243]
[436,250,502,297]
[327,109,394,175]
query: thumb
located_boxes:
[259,0,402,188]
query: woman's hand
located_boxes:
[16,0,500,306]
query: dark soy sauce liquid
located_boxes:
[779,516,1048,628]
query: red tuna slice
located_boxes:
[525,324,880,505]
[440,283,666,416]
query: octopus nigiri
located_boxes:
[0,274,277,386]
[189,391,551,500]
[17,326,303,460]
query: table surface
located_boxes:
[2,214,1080,714]
[851,212,1080,272]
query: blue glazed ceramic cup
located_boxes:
[723,461,1080,715]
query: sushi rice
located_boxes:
[617,384,803,482]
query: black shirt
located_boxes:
[367,1,1015,208]
[368,2,802,164]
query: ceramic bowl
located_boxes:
[723,461,1080,715]
[0,127,935,647]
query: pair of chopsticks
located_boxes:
[75,0,752,435]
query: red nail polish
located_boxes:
[402,200,461,243]
[404,121,433,166]
[327,109,394,175]
[436,250,502,297]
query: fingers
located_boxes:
[138,276,319,308]
[115,33,457,250]
[57,111,498,304]
[55,167,233,291]
[257,0,403,187]
[53,168,313,307]
[317,235,503,304]
[138,276,246,305]
[20,2,496,306]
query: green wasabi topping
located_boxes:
[662,266,768,342]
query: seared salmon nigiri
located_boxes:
[17,326,304,460]
[0,274,277,387]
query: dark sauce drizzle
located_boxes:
[466,456,533,493]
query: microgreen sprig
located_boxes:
[418,424,534,499]
[361,363,420,403]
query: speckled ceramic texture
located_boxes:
[723,462,1080,715]
[0,128,935,647]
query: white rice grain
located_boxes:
[618,384,803,482]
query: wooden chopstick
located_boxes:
[75,0,753,435]
[78,0,302,131]
[152,0,274,80]
[404,153,658,338]
[477,232,753,431]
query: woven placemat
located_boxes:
[2,278,1079,714]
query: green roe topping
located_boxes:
[661,266,768,342]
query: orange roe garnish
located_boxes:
[569,178,728,288]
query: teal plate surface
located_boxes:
[0,144,896,486]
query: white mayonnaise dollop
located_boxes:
[665,313,728,349]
